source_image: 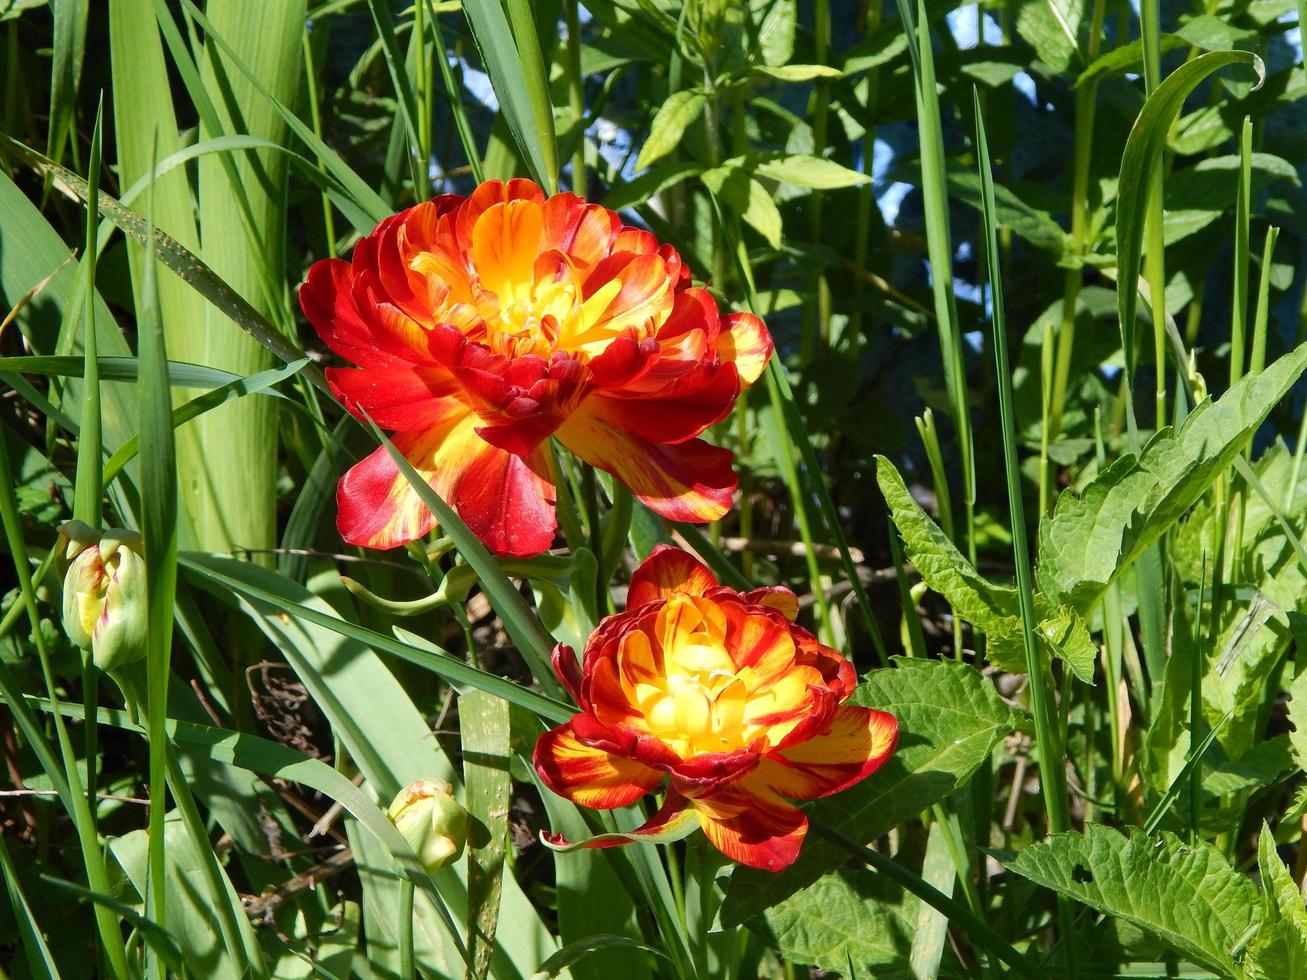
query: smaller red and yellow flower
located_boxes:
[298,179,772,558]
[533,546,897,872]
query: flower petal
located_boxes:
[336,415,557,555]
[326,364,466,431]
[741,586,800,622]
[584,361,740,444]
[717,312,773,388]
[627,545,720,608]
[760,705,899,801]
[557,410,736,523]
[540,790,696,852]
[534,719,664,809]
[690,783,807,872]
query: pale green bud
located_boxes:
[58,523,147,672]
[386,778,468,873]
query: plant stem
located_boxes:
[565,0,585,197]
[398,878,415,978]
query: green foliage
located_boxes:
[1005,825,1265,977]
[720,657,1023,926]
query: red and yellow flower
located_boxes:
[533,546,897,871]
[299,179,772,557]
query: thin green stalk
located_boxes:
[1248,226,1280,377]
[564,0,585,196]
[1044,0,1108,510]
[0,807,60,979]
[1189,559,1207,842]
[1229,118,1253,387]
[975,91,1075,973]
[801,0,832,362]
[897,0,975,562]
[0,431,131,980]
[1140,0,1167,428]
[398,878,415,978]
[302,26,338,258]
[429,1,484,183]
[73,100,103,527]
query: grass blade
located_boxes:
[462,0,557,191]
[71,100,102,527]
[975,87,1076,971]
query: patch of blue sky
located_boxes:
[945,6,1005,49]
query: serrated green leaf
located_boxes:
[1036,343,1307,613]
[877,457,1095,681]
[634,90,706,170]
[1014,0,1086,73]
[719,658,1022,926]
[751,867,913,976]
[1287,668,1307,773]
[1250,824,1307,978]
[1004,825,1261,978]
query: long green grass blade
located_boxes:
[0,834,61,980]
[71,100,102,527]
[975,87,1076,971]
[462,0,557,191]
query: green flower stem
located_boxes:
[0,430,131,980]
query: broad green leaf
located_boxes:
[462,690,511,980]
[719,658,1023,925]
[751,866,913,976]
[1004,825,1261,978]
[752,63,842,81]
[701,166,782,247]
[109,814,241,980]
[1175,14,1258,51]
[634,90,707,170]
[1076,35,1186,87]
[752,154,870,189]
[1036,343,1307,613]
[877,457,1095,681]
[1114,50,1264,375]
[754,0,795,66]
[1251,824,1307,977]
[839,27,909,74]
[1014,0,1086,73]
[1289,667,1307,772]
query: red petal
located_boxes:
[690,782,807,872]
[585,361,740,444]
[761,706,898,801]
[533,719,664,809]
[741,586,801,622]
[335,416,556,556]
[551,644,583,704]
[556,410,736,523]
[627,545,720,608]
[326,364,466,431]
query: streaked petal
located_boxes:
[741,586,800,622]
[627,545,720,608]
[326,364,465,431]
[690,783,806,872]
[336,415,556,555]
[717,312,773,387]
[540,790,694,851]
[762,706,899,800]
[534,719,664,809]
[557,411,736,523]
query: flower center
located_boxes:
[617,595,801,758]
[408,198,662,360]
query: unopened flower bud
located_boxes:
[58,523,147,672]
[386,778,468,873]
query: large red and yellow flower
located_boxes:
[533,546,897,871]
[299,179,772,557]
